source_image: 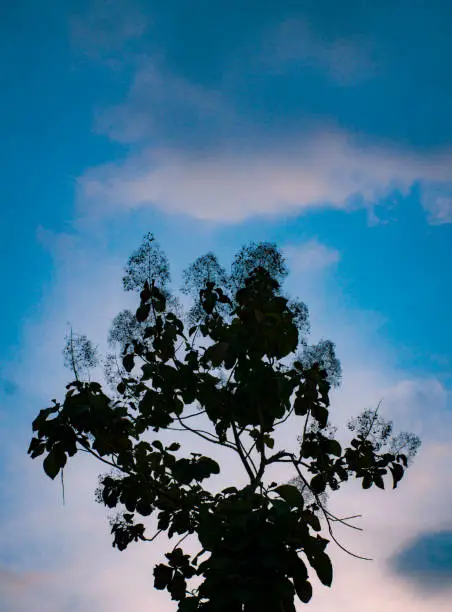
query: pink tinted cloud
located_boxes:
[79,132,452,224]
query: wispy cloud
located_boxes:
[260,18,378,85]
[95,60,225,144]
[421,183,452,225]
[285,240,340,272]
[70,0,149,62]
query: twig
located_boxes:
[290,456,372,561]
[142,529,163,543]
[175,417,236,451]
[178,409,206,421]
[171,532,190,552]
[274,405,294,427]
[325,511,363,532]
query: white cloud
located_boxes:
[421,183,452,225]
[69,4,452,227]
[285,239,340,272]
[79,131,452,223]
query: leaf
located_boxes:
[311,403,329,429]
[294,577,312,603]
[310,474,326,494]
[169,572,187,601]
[362,475,372,489]
[374,474,385,489]
[264,434,275,449]
[311,551,333,587]
[398,454,408,468]
[136,303,151,323]
[168,442,181,452]
[325,439,342,457]
[302,510,321,532]
[140,281,152,302]
[32,406,59,432]
[153,564,173,590]
[196,456,220,480]
[293,394,309,416]
[275,484,304,508]
[390,463,404,489]
[28,437,45,458]
[43,451,63,480]
[122,354,135,373]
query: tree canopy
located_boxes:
[29,234,420,611]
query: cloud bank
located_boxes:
[69,1,452,227]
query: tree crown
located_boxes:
[29,236,420,611]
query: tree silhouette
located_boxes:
[29,236,420,611]
[122,232,170,293]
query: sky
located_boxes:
[1,0,452,610]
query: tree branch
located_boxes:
[175,417,237,451]
[231,421,256,483]
[142,529,164,543]
[290,455,372,561]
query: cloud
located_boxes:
[79,130,452,223]
[95,60,226,145]
[421,182,452,225]
[380,378,452,442]
[285,240,340,272]
[93,15,374,145]
[70,2,452,226]
[389,530,452,591]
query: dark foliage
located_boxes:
[29,236,420,611]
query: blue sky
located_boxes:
[1,1,452,610]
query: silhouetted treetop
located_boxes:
[29,233,420,612]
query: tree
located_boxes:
[29,237,420,611]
